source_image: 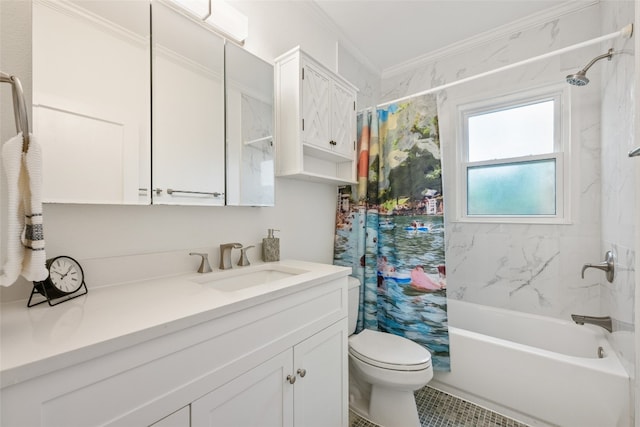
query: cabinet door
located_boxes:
[151,0,225,206]
[293,320,348,427]
[33,0,151,205]
[331,81,356,158]
[191,350,294,427]
[301,62,330,150]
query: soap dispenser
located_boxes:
[262,229,280,262]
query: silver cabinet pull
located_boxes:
[629,147,640,157]
[286,374,296,384]
[297,368,306,378]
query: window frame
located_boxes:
[456,84,571,224]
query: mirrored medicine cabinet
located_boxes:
[32,0,275,207]
[33,0,152,205]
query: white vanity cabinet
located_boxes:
[192,320,347,427]
[275,47,357,185]
[0,269,349,427]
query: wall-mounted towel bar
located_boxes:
[0,71,30,152]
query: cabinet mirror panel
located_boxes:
[225,43,274,207]
[32,0,151,204]
[151,0,225,206]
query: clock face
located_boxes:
[48,256,84,294]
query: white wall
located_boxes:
[0,1,380,302]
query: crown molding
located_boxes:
[381,0,600,79]
[34,0,148,47]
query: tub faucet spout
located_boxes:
[571,314,613,333]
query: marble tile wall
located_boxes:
[599,0,636,390]
[382,4,606,320]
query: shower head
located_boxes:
[566,70,589,86]
[566,48,615,86]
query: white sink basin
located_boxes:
[192,265,308,292]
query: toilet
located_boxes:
[348,276,433,427]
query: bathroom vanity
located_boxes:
[0,261,350,427]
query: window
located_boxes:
[458,86,569,223]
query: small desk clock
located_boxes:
[29,256,88,307]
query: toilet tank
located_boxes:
[347,276,361,335]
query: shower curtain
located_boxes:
[334,95,450,370]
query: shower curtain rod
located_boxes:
[377,23,633,108]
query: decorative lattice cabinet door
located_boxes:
[331,80,356,158]
[301,61,331,150]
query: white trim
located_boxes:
[34,0,148,48]
[633,4,640,426]
[382,0,599,79]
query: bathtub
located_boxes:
[431,299,630,427]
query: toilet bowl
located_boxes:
[347,277,433,427]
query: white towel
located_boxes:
[0,132,48,286]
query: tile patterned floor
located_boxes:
[349,386,530,427]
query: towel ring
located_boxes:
[1,71,30,152]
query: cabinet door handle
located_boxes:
[297,368,307,378]
[286,374,296,384]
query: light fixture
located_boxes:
[169,0,248,43]
[205,1,248,43]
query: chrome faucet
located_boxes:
[571,314,613,333]
[219,243,242,270]
[189,252,212,273]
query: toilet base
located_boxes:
[368,385,420,427]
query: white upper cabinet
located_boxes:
[275,47,357,185]
[31,0,273,207]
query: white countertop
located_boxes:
[0,260,350,387]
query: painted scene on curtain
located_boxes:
[334,95,450,370]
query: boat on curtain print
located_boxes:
[379,219,395,230]
[403,225,429,231]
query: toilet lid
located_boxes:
[349,329,431,371]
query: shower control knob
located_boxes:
[286,374,296,384]
[297,368,307,378]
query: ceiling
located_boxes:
[311,0,583,73]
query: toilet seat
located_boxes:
[349,329,431,371]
